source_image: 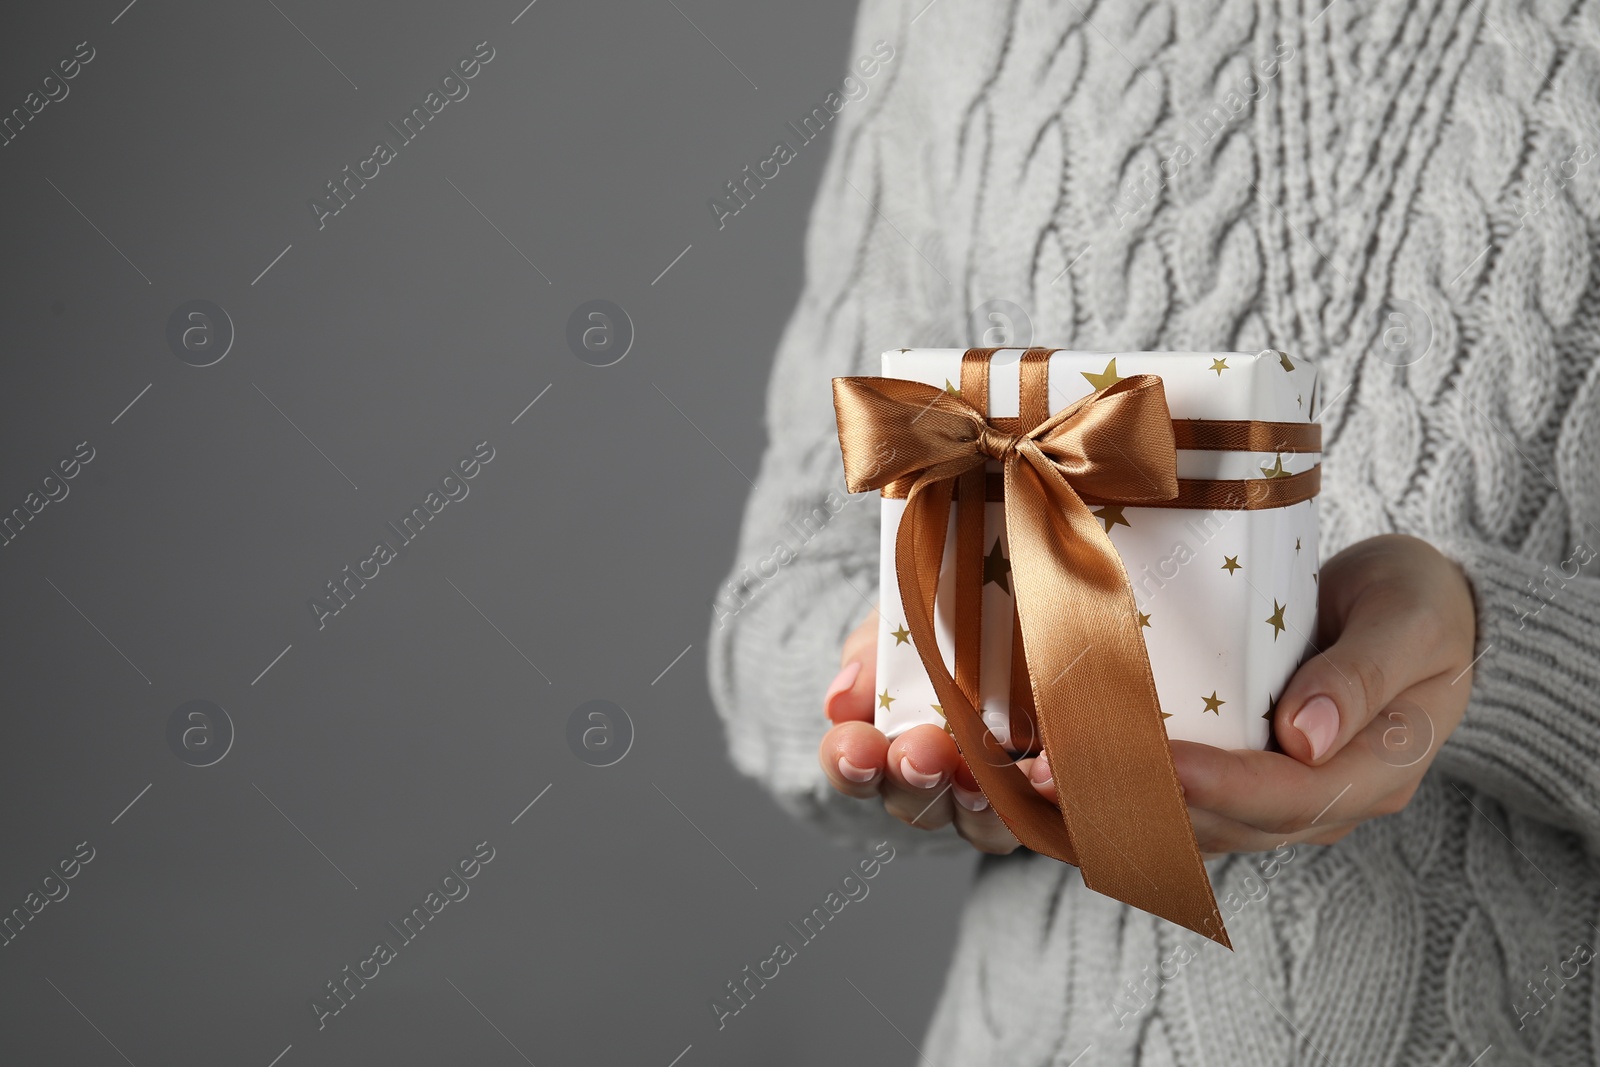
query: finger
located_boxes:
[818,721,889,799]
[825,610,879,725]
[841,607,878,666]
[1304,825,1356,846]
[884,725,959,829]
[1021,752,1058,804]
[1169,737,1407,838]
[953,802,1021,854]
[950,761,1021,854]
[1187,807,1363,855]
[1187,806,1296,855]
[1274,586,1453,765]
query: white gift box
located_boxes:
[873,349,1320,752]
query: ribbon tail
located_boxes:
[894,472,1078,867]
[1005,450,1232,949]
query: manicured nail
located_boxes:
[899,756,945,790]
[823,662,862,722]
[1029,753,1052,787]
[953,785,989,811]
[1293,696,1340,761]
[837,756,879,784]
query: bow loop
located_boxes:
[831,377,988,492]
[1024,375,1180,503]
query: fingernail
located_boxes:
[952,784,989,811]
[837,756,879,784]
[1293,696,1340,761]
[824,662,862,722]
[1029,753,1052,786]
[899,756,945,790]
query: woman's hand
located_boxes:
[816,609,1038,854]
[1029,533,1479,854]
[822,534,1478,858]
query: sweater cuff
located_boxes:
[1431,536,1600,843]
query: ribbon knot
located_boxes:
[975,425,1023,459]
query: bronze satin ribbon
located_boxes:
[1172,419,1320,453]
[884,467,1321,506]
[832,356,1319,947]
[968,466,1321,508]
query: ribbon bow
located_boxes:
[833,371,1230,948]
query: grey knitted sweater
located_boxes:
[708,0,1600,1063]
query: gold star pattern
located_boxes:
[1295,537,1302,553]
[1222,555,1241,574]
[1313,571,1320,585]
[1263,693,1278,721]
[930,704,943,717]
[1137,611,1152,629]
[1265,599,1287,640]
[1081,358,1124,391]
[1209,358,1229,376]
[890,623,912,645]
[1160,709,1172,721]
[943,378,960,396]
[878,689,895,710]
[983,538,1012,593]
[1296,393,1303,408]
[1092,504,1131,533]
[1278,351,1296,372]
[1260,455,1291,479]
[1202,691,1225,715]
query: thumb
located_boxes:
[1274,594,1439,765]
[825,608,880,725]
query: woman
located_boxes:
[709,1,1600,1062]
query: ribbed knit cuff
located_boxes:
[1431,536,1600,845]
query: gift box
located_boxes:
[872,349,1319,752]
[832,347,1321,945]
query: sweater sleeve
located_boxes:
[704,13,969,854]
[1433,536,1600,850]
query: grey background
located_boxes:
[0,2,974,1064]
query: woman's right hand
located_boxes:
[817,609,1041,854]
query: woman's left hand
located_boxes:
[1033,534,1480,854]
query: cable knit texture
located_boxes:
[708,0,1600,1062]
